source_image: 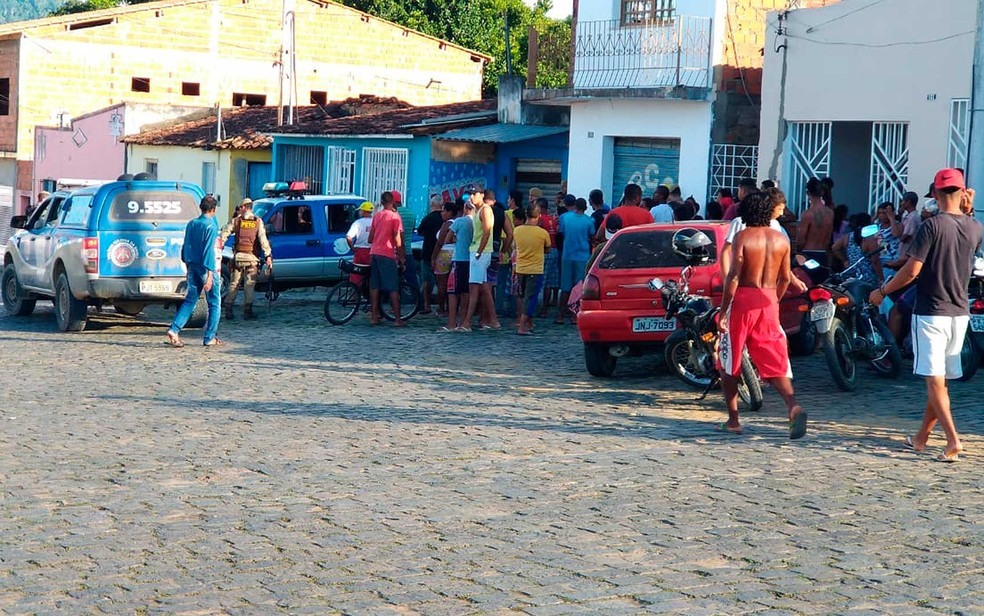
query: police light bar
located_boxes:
[262,182,290,195]
[286,181,308,200]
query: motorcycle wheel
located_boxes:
[957,335,979,382]
[738,353,763,412]
[869,317,903,379]
[382,280,421,322]
[324,281,361,325]
[823,318,858,392]
[664,330,714,389]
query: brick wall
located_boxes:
[0,39,18,152]
[0,0,485,191]
[714,0,840,144]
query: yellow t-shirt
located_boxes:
[514,224,551,275]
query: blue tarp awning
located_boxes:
[434,123,568,143]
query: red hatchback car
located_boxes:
[577,222,811,377]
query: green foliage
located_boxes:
[0,0,64,23]
[49,0,155,17]
[339,0,571,95]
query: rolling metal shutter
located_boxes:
[612,137,681,204]
[515,159,563,204]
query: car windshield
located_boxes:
[252,202,274,220]
[598,229,718,270]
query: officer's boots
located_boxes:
[224,304,235,321]
[244,304,257,320]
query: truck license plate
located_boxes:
[632,317,677,333]
[971,315,984,333]
[139,280,172,294]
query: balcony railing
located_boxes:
[572,16,712,90]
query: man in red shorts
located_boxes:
[717,192,807,439]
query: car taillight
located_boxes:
[973,299,984,313]
[809,288,832,303]
[582,274,600,300]
[82,237,98,274]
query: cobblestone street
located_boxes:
[1,292,982,615]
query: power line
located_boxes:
[786,30,974,49]
[802,0,888,34]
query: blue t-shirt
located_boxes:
[181,214,219,270]
[451,216,474,262]
[559,212,595,262]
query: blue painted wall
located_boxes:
[493,132,570,202]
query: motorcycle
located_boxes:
[802,226,903,391]
[655,230,763,412]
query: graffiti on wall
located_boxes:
[429,161,487,203]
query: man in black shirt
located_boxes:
[871,169,982,462]
[417,196,446,315]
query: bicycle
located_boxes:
[324,259,421,325]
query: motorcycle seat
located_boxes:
[844,280,876,305]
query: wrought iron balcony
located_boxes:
[572,16,712,90]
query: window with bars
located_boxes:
[621,0,676,25]
[362,147,408,205]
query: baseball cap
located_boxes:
[529,187,543,199]
[239,198,253,207]
[924,182,935,198]
[359,201,374,212]
[391,190,402,204]
[934,168,965,192]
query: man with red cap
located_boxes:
[871,169,983,463]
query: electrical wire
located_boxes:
[803,0,888,34]
[785,30,973,49]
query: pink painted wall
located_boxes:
[34,105,126,191]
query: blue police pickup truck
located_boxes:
[2,179,208,331]
[221,184,422,294]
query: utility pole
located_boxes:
[277,0,296,126]
[968,0,984,219]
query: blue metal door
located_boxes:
[611,138,681,204]
[248,162,273,200]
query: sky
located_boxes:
[525,0,573,19]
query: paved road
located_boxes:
[1,293,981,615]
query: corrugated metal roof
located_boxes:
[435,124,568,143]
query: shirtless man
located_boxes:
[796,177,835,266]
[718,192,807,439]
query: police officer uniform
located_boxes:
[219,199,272,320]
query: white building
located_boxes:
[757,0,976,214]
[526,0,731,207]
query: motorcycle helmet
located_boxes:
[671,228,713,264]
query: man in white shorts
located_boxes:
[871,168,982,463]
[461,190,496,331]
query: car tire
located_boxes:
[584,343,616,377]
[54,272,88,332]
[957,335,979,382]
[2,264,36,317]
[186,296,209,329]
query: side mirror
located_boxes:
[860,224,880,239]
[10,215,27,229]
[648,277,664,291]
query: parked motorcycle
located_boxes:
[803,226,903,391]
[657,229,763,412]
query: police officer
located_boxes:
[219,198,272,320]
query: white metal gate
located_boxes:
[362,147,408,203]
[784,122,831,214]
[948,99,970,170]
[709,144,758,202]
[327,146,356,195]
[868,122,909,211]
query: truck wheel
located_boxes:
[2,264,36,316]
[54,272,88,332]
[584,343,616,377]
[114,301,147,317]
[186,296,209,329]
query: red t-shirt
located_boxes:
[604,205,653,230]
[539,213,558,247]
[369,209,404,259]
